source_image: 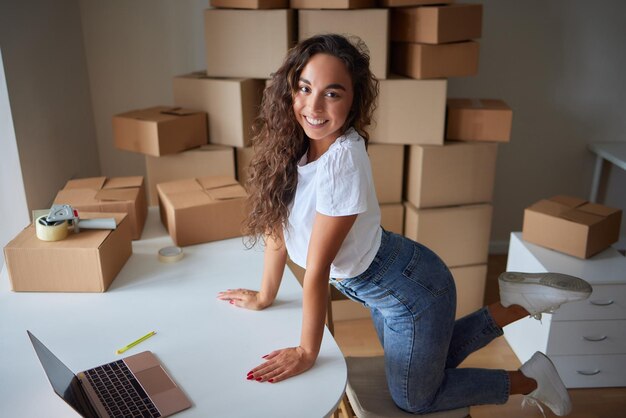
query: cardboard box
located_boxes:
[211,0,288,8]
[112,106,208,157]
[157,177,248,246]
[450,264,487,319]
[370,77,446,145]
[446,98,513,142]
[3,213,132,292]
[381,0,454,6]
[173,73,264,148]
[404,202,492,267]
[381,203,404,235]
[298,9,389,79]
[368,144,404,204]
[145,145,236,206]
[522,195,622,259]
[204,9,295,78]
[405,141,497,208]
[236,147,256,186]
[54,177,147,240]
[391,4,482,44]
[290,0,375,8]
[391,41,479,79]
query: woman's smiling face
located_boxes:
[292,53,354,147]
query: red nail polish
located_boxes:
[269,379,274,383]
[247,375,254,380]
[262,355,269,359]
[247,371,253,376]
[256,377,262,381]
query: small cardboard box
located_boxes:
[298,9,389,79]
[112,106,208,156]
[370,77,446,145]
[391,4,482,44]
[391,41,479,79]
[522,195,622,259]
[404,202,492,268]
[446,98,513,142]
[405,141,497,209]
[211,0,288,8]
[236,147,256,187]
[146,145,236,206]
[368,143,404,204]
[290,0,375,9]
[157,177,248,246]
[450,264,487,319]
[204,9,295,78]
[3,213,132,292]
[173,73,264,148]
[54,177,147,240]
[381,203,404,235]
[381,0,454,6]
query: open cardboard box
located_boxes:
[3,212,132,292]
[157,176,248,246]
[523,195,622,258]
[54,176,148,240]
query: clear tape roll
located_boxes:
[35,215,69,242]
[158,246,184,263]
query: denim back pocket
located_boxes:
[401,242,452,297]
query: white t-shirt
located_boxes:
[284,128,382,279]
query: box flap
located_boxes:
[206,184,247,200]
[157,178,203,195]
[579,202,621,217]
[527,199,569,217]
[198,176,240,190]
[95,188,138,202]
[560,209,604,226]
[63,177,107,191]
[54,189,99,206]
[168,190,213,209]
[159,107,203,117]
[103,176,144,189]
[79,211,127,227]
[548,195,587,209]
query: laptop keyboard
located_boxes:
[84,360,161,418]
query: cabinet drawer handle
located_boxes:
[582,335,607,342]
[589,300,614,306]
[577,369,601,376]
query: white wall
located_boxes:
[79,0,208,177]
[0,0,100,212]
[449,0,626,249]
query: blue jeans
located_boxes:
[330,229,509,413]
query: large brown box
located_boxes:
[522,195,622,259]
[204,9,295,78]
[405,141,497,209]
[112,107,208,157]
[3,213,132,292]
[54,177,147,240]
[173,73,264,148]
[157,177,248,246]
[369,144,404,204]
[382,0,453,6]
[404,202,492,267]
[145,145,236,206]
[381,203,404,235]
[370,77,446,145]
[450,264,487,319]
[290,0,375,9]
[446,98,513,142]
[391,4,482,44]
[298,9,389,79]
[391,41,479,79]
[211,0,288,8]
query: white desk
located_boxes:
[588,141,626,202]
[0,208,347,417]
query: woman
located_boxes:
[218,34,591,416]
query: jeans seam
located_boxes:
[448,308,503,361]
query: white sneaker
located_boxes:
[499,272,592,320]
[520,351,572,416]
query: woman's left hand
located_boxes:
[246,346,317,383]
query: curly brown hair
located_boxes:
[243,34,379,247]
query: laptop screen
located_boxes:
[27,331,96,418]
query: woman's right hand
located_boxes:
[217,288,272,310]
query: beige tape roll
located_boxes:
[35,215,69,242]
[158,246,184,263]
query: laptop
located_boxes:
[27,331,192,418]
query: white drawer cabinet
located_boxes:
[504,233,626,388]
